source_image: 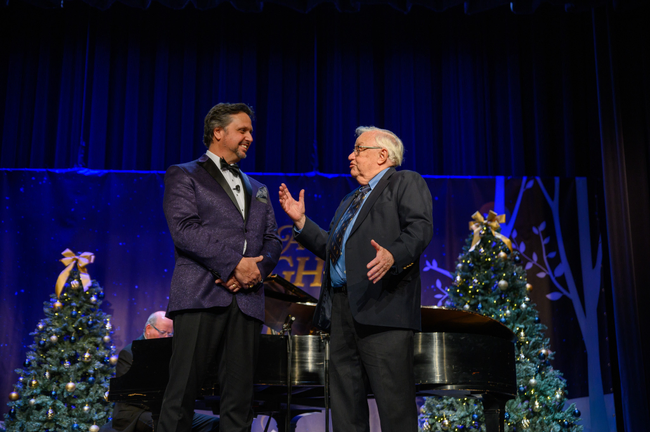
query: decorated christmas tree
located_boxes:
[5,250,116,432]
[420,212,583,432]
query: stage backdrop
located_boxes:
[0,169,613,430]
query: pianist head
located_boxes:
[143,311,174,339]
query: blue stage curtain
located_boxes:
[0,2,604,177]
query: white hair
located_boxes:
[355,126,404,166]
[144,311,161,332]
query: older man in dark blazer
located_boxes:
[159,103,282,432]
[279,126,433,432]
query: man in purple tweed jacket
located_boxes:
[158,103,282,432]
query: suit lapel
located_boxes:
[197,156,242,218]
[241,172,253,222]
[349,168,395,236]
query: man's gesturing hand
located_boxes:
[278,183,306,230]
[234,256,264,288]
[366,240,394,284]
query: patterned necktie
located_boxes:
[329,185,371,265]
[220,158,240,177]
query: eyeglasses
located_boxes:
[150,323,173,337]
[353,145,383,155]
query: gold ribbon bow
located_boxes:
[468,210,512,252]
[55,249,95,298]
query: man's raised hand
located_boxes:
[278,183,306,230]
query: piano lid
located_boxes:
[264,275,318,336]
[420,306,515,341]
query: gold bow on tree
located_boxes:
[468,210,512,253]
[55,249,95,298]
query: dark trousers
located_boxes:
[157,298,262,432]
[329,291,417,432]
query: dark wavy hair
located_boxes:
[203,103,255,148]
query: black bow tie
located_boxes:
[220,159,240,177]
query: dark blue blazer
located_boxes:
[296,168,433,331]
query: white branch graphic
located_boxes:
[518,177,607,432]
[424,177,610,430]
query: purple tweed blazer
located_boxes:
[162,154,282,322]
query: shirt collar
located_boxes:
[367,167,390,190]
[205,150,223,167]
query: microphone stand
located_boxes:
[281,315,295,432]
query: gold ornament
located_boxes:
[498,280,509,291]
[50,335,58,343]
[518,331,526,342]
[90,425,100,432]
[105,319,113,331]
[498,251,508,261]
[520,303,528,311]
[53,301,63,311]
[521,418,530,428]
[44,371,50,379]
[463,304,470,311]
[65,382,76,392]
[30,379,38,388]
[29,398,36,406]
[37,322,45,331]
[104,391,110,402]
[47,407,54,419]
[83,351,92,362]
[528,378,537,387]
[70,279,80,289]
[109,355,119,365]
[55,249,95,298]
[468,211,513,252]
[532,398,542,412]
[83,404,91,413]
[505,309,512,317]
[524,296,530,302]
[555,389,564,400]
[103,335,112,344]
[9,391,19,401]
[440,419,450,431]
[526,283,533,292]
[90,295,97,304]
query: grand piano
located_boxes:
[108,275,516,432]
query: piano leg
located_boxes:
[482,394,507,432]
